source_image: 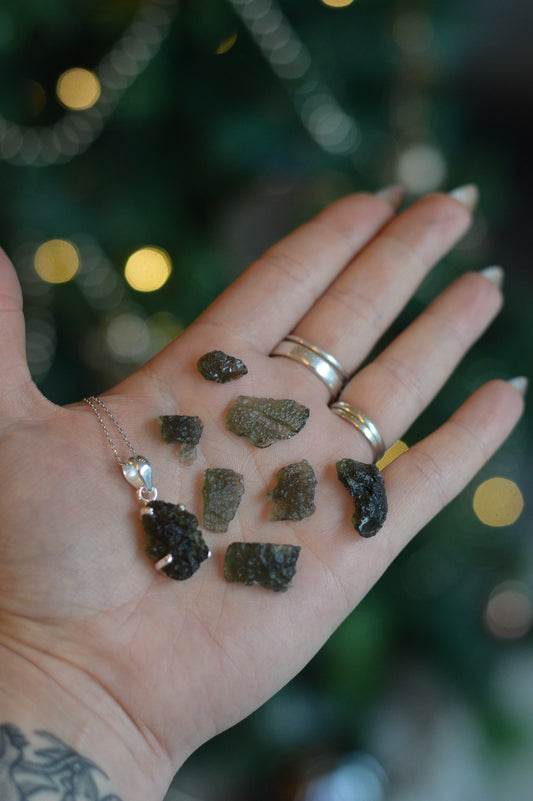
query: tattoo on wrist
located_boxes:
[0,724,123,800]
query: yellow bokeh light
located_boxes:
[377,440,408,471]
[473,477,524,527]
[215,33,238,54]
[34,239,80,284]
[320,0,355,7]
[124,247,172,292]
[56,68,101,110]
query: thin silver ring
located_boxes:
[271,335,347,400]
[330,401,385,462]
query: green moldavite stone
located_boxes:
[267,459,317,521]
[158,415,203,463]
[225,396,310,448]
[336,458,388,537]
[197,350,248,383]
[202,468,245,532]
[224,542,301,592]
[142,500,210,580]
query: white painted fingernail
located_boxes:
[480,265,504,288]
[508,376,528,397]
[375,185,404,210]
[448,183,479,211]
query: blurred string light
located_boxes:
[56,68,101,111]
[299,753,389,801]
[124,246,172,292]
[0,0,177,166]
[473,477,524,527]
[228,0,360,157]
[484,581,533,641]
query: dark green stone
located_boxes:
[197,350,248,383]
[336,458,387,537]
[267,459,317,521]
[225,396,310,448]
[142,500,210,580]
[202,468,245,532]
[224,542,301,592]
[158,415,203,463]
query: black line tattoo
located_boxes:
[0,724,123,800]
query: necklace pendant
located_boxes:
[142,500,211,580]
[121,455,153,492]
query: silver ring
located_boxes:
[271,335,347,400]
[330,401,385,462]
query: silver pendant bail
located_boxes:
[121,455,153,492]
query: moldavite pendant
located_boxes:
[121,454,210,578]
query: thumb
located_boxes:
[0,247,40,416]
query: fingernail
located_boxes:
[508,376,528,397]
[480,265,504,288]
[375,185,404,210]
[448,183,479,211]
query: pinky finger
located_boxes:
[381,378,526,557]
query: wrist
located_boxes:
[0,637,175,801]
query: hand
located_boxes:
[0,189,524,801]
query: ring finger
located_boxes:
[333,266,504,461]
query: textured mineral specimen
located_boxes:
[335,458,387,537]
[267,459,317,521]
[225,396,310,448]
[197,350,248,383]
[158,415,203,463]
[224,542,301,592]
[142,500,210,580]
[202,468,245,532]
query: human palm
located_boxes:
[0,190,524,800]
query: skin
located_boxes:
[0,191,524,800]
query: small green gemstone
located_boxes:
[224,542,301,592]
[202,468,245,532]
[225,396,309,448]
[336,458,387,537]
[197,350,248,383]
[267,459,317,521]
[158,415,203,463]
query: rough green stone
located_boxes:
[225,396,310,448]
[336,458,387,537]
[224,542,301,592]
[202,468,245,532]
[142,500,210,580]
[158,415,203,463]
[267,459,317,521]
[197,350,248,383]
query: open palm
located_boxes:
[0,190,524,801]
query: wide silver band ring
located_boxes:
[271,335,348,400]
[330,401,385,463]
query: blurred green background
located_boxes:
[1,1,531,798]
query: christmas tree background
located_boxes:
[0,1,531,798]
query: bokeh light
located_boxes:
[216,33,238,54]
[34,239,80,284]
[396,143,447,193]
[377,440,408,471]
[473,477,524,527]
[106,313,150,362]
[484,582,533,640]
[56,68,101,110]
[124,246,172,292]
[320,0,356,7]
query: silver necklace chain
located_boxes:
[84,395,136,464]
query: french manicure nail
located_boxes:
[448,183,479,211]
[480,265,504,288]
[375,185,404,210]
[508,376,528,397]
